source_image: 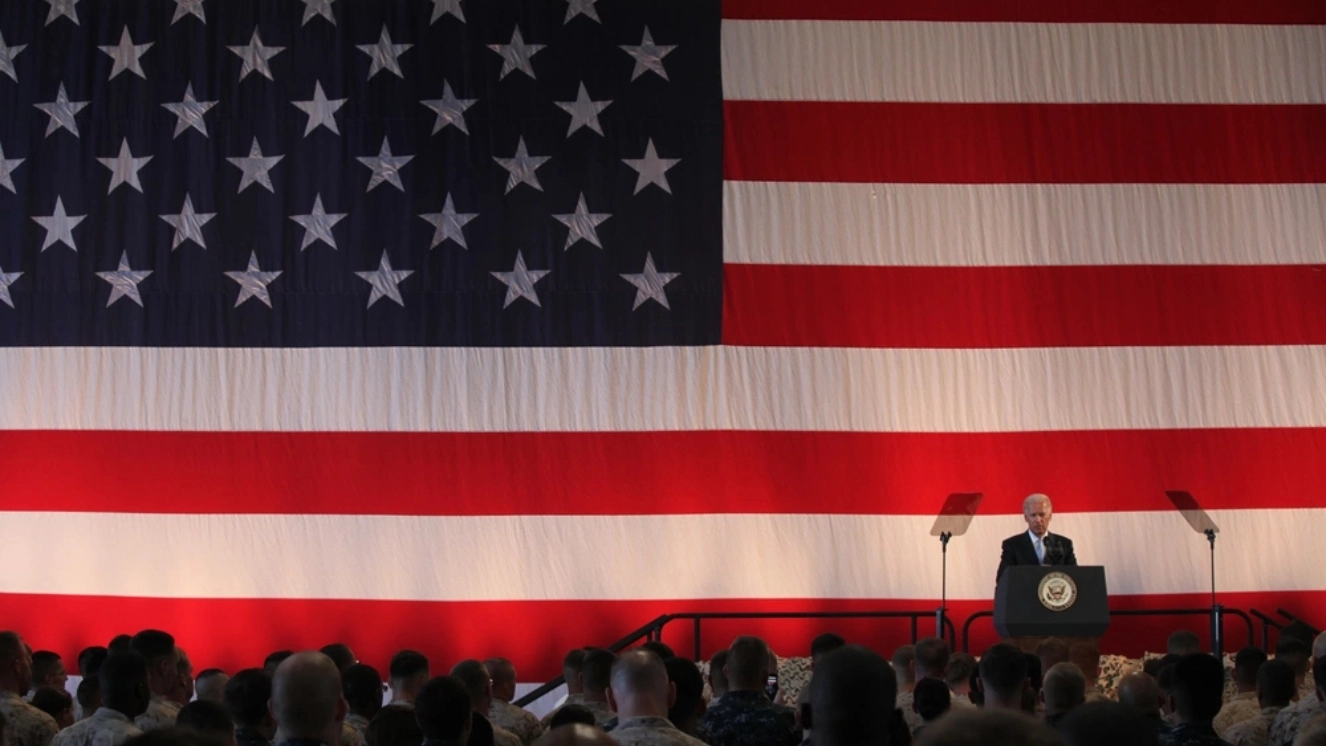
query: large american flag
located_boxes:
[1,0,1324,679]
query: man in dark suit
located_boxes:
[996,493,1077,583]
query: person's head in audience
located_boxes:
[811,634,846,666]
[725,637,773,695]
[977,644,1029,712]
[194,669,229,705]
[31,652,67,693]
[1277,638,1312,692]
[1296,715,1326,746]
[1036,639,1070,677]
[891,645,916,693]
[415,676,471,746]
[1022,654,1044,713]
[578,650,617,705]
[101,651,153,721]
[1115,673,1162,721]
[0,633,33,696]
[708,650,729,700]
[806,645,903,746]
[77,676,101,719]
[639,642,675,661]
[450,661,495,716]
[1166,631,1201,657]
[913,678,951,726]
[320,645,357,673]
[1166,654,1224,728]
[79,647,109,679]
[178,700,237,746]
[224,668,276,741]
[1067,644,1099,694]
[344,664,384,722]
[1257,659,1296,711]
[365,705,423,746]
[562,650,588,697]
[484,659,517,704]
[664,657,705,737]
[1040,663,1086,724]
[532,723,617,746]
[390,651,430,706]
[946,653,976,697]
[173,649,195,705]
[914,638,949,682]
[31,686,75,728]
[1056,701,1159,746]
[547,706,595,730]
[1231,647,1268,695]
[605,650,670,720]
[270,651,347,746]
[913,707,1062,746]
[109,636,133,655]
[265,652,294,676]
[130,631,180,701]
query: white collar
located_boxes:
[1028,529,1049,544]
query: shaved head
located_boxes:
[486,658,517,703]
[1115,673,1160,718]
[809,645,898,746]
[0,632,32,695]
[608,651,671,719]
[271,652,345,742]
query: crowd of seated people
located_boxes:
[4,625,1326,746]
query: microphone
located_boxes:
[1044,535,1060,565]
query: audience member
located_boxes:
[605,651,704,746]
[364,706,422,746]
[0,632,59,746]
[1273,638,1313,705]
[320,647,357,674]
[540,652,588,729]
[29,656,67,700]
[344,665,384,742]
[1024,655,1045,713]
[108,640,133,657]
[663,658,705,738]
[51,652,149,746]
[573,651,617,728]
[415,677,471,746]
[466,715,495,746]
[78,650,109,680]
[1157,663,1180,726]
[1159,654,1228,746]
[1168,633,1203,657]
[170,652,194,708]
[484,659,540,746]
[1041,664,1087,730]
[912,678,951,740]
[75,680,100,723]
[1067,645,1104,702]
[1117,672,1168,739]
[1221,659,1293,746]
[977,644,1029,713]
[945,655,976,706]
[1214,649,1268,734]
[708,652,730,706]
[265,654,295,677]
[811,636,846,666]
[891,647,916,700]
[270,652,346,746]
[194,672,229,706]
[807,646,905,746]
[73,650,107,721]
[899,639,949,735]
[389,653,431,709]
[451,661,521,746]
[1037,641,1071,678]
[1271,653,1326,746]
[29,690,73,730]
[913,708,1061,746]
[129,631,181,732]
[546,709,595,731]
[639,644,675,662]
[1058,701,1160,746]
[698,637,799,746]
[176,701,235,746]
[223,669,275,746]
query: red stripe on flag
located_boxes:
[721,0,1326,23]
[6,592,1307,680]
[722,264,1326,348]
[4,428,1326,515]
[723,102,1326,184]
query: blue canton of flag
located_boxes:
[0,0,723,346]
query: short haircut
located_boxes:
[30,687,73,721]
[450,660,490,703]
[108,635,133,654]
[945,653,977,691]
[727,637,772,690]
[1166,630,1201,656]
[913,678,951,722]
[914,638,950,678]
[344,663,385,717]
[902,704,1063,746]
[1170,654,1225,723]
[415,677,471,741]
[320,644,357,672]
[1258,659,1296,707]
[810,634,846,661]
[264,651,294,673]
[808,645,898,746]
[79,646,109,677]
[1233,647,1267,687]
[664,657,704,727]
[1023,494,1053,515]
[1069,642,1100,681]
[177,700,235,740]
[1057,701,1161,746]
[548,705,596,729]
[1035,639,1071,671]
[196,669,226,682]
[640,642,675,660]
[890,645,916,684]
[580,649,618,694]
[1115,673,1160,716]
[100,652,150,712]
[391,650,430,682]
[270,653,343,737]
[0,633,24,665]
[365,705,423,746]
[1042,663,1087,712]
[610,652,668,702]
[979,643,1029,697]
[130,630,176,667]
[31,652,64,683]
[708,650,729,691]
[223,668,273,729]
[76,676,100,713]
[485,658,515,686]
[563,649,588,676]
[1275,638,1310,676]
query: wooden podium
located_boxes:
[994,566,1110,652]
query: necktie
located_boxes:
[1035,536,1045,563]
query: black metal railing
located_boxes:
[1249,608,1283,651]
[960,607,1254,655]
[514,615,670,707]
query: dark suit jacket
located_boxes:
[996,532,1077,584]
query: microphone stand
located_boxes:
[1206,528,1222,657]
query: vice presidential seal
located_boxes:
[1038,571,1077,611]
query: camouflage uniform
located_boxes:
[612,717,709,746]
[1268,696,1325,746]
[489,700,542,745]
[697,691,800,746]
[341,720,364,746]
[50,708,142,746]
[1222,706,1285,746]
[345,714,371,743]
[539,694,585,728]
[0,690,59,746]
[895,691,922,735]
[133,697,181,732]
[1214,693,1261,735]
[493,723,523,746]
[1158,723,1234,746]
[579,702,616,729]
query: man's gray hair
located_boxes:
[1023,494,1053,515]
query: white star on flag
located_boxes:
[564,0,601,24]
[555,82,611,137]
[356,252,413,308]
[227,138,284,193]
[0,31,27,82]
[170,0,206,24]
[97,251,152,308]
[421,81,477,135]
[229,28,284,82]
[44,0,79,26]
[290,194,347,251]
[159,193,216,250]
[491,251,550,308]
[0,265,21,309]
[34,83,89,138]
[357,138,414,192]
[419,195,478,250]
[553,193,610,250]
[32,196,85,252]
[0,143,23,193]
[493,137,550,193]
[620,26,676,81]
[300,0,335,25]
[488,27,544,80]
[161,83,218,138]
[98,27,152,80]
[429,0,465,24]
[623,139,681,194]
[225,251,283,308]
[292,81,347,136]
[96,138,152,194]
[620,252,680,310]
[358,25,411,79]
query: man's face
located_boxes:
[47,661,68,691]
[1024,502,1052,537]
